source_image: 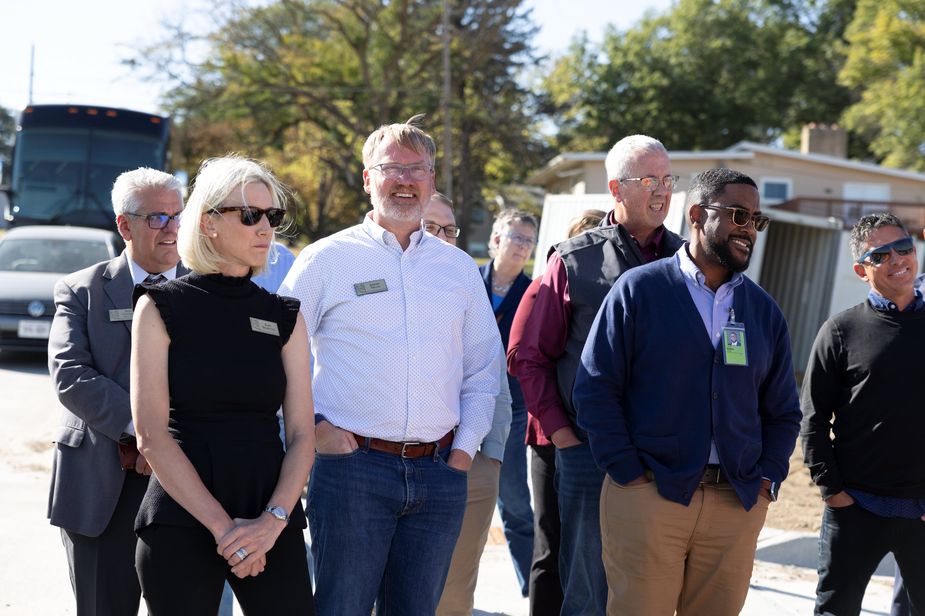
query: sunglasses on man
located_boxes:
[125,212,181,230]
[211,206,287,228]
[700,204,771,232]
[856,236,915,266]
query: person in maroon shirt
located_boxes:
[511,134,684,613]
[508,209,605,616]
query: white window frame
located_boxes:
[760,177,793,204]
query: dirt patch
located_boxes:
[766,448,824,533]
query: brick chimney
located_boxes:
[801,123,847,158]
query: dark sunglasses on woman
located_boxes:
[212,206,286,228]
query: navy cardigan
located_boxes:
[574,254,801,511]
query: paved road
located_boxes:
[0,351,896,615]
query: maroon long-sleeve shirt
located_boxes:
[511,212,664,442]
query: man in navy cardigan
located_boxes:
[574,168,801,615]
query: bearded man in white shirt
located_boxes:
[279,117,502,616]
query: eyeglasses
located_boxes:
[620,175,679,192]
[502,232,536,247]
[369,163,432,181]
[700,205,770,232]
[125,212,181,230]
[856,236,915,266]
[422,220,461,238]
[211,206,286,228]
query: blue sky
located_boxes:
[0,0,671,114]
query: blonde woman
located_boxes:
[131,156,314,614]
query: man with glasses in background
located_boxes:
[803,212,925,615]
[280,118,501,615]
[47,168,186,615]
[575,167,800,615]
[512,134,684,613]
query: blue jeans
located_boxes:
[307,444,468,616]
[816,503,925,615]
[497,403,534,596]
[555,442,607,615]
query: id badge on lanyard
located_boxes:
[722,308,748,367]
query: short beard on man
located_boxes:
[706,235,751,273]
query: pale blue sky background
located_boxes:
[0,0,672,114]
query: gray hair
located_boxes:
[488,208,538,258]
[604,135,668,182]
[849,212,909,262]
[178,155,289,276]
[362,114,436,169]
[111,167,183,216]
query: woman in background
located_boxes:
[480,208,539,597]
[131,156,314,614]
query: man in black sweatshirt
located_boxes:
[802,212,925,616]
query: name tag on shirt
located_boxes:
[722,324,748,366]
[250,317,280,336]
[354,279,388,296]
[109,309,134,322]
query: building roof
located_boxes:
[526,141,925,187]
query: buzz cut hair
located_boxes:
[686,168,757,208]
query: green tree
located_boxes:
[538,0,857,153]
[838,0,925,170]
[134,0,545,248]
[0,107,15,180]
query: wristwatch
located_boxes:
[761,479,779,502]
[264,505,289,522]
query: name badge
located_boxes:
[354,279,388,296]
[250,317,280,336]
[722,324,748,367]
[109,309,134,322]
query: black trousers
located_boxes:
[528,444,563,616]
[61,471,148,616]
[816,504,925,616]
[136,522,314,615]
[893,565,921,616]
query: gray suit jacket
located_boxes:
[46,252,185,536]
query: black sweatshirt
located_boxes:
[801,301,925,499]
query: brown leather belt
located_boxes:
[700,464,729,485]
[352,430,455,459]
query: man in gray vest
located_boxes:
[47,168,185,615]
[512,134,683,613]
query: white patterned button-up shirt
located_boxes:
[279,212,502,457]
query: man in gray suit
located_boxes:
[47,167,185,615]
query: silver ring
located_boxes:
[235,548,248,560]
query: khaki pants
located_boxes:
[600,477,769,616]
[436,451,501,616]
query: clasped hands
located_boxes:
[214,513,287,578]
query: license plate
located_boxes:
[18,319,51,339]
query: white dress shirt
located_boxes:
[279,212,502,457]
[124,257,178,436]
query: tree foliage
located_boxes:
[538,0,857,153]
[135,0,546,247]
[838,0,925,170]
[0,107,15,176]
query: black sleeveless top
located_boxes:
[133,272,306,531]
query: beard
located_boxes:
[706,234,751,273]
[372,192,425,223]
